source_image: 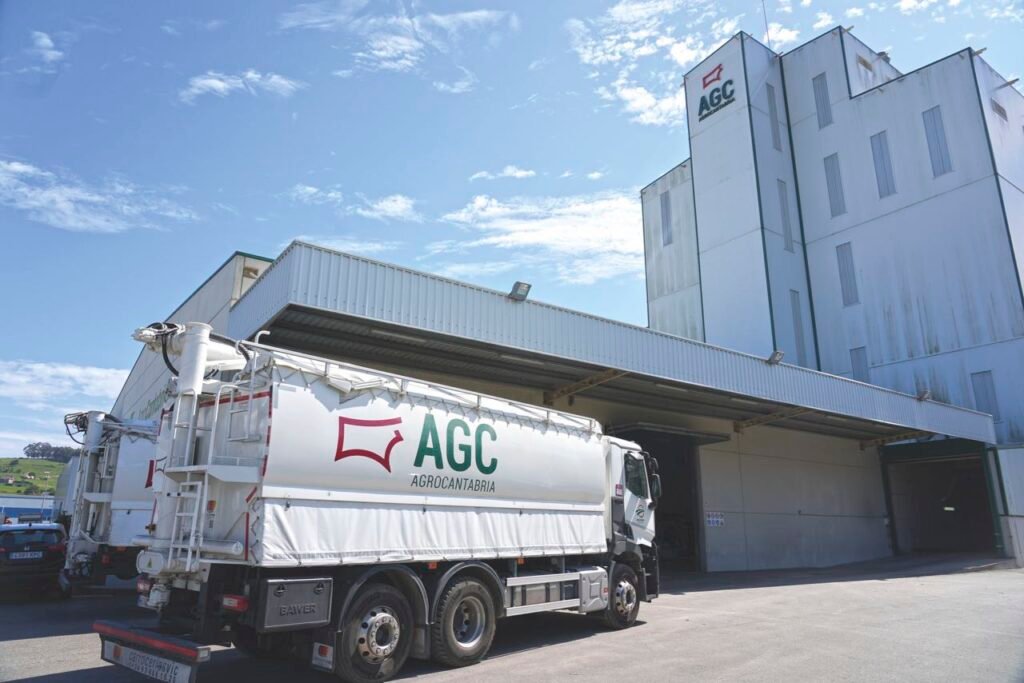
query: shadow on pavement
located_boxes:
[659,552,1014,595]
[0,591,142,643]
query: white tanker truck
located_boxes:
[60,410,159,592]
[95,322,661,683]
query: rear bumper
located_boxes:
[94,620,210,683]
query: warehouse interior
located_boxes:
[884,441,1002,555]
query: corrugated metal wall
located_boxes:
[229,242,994,443]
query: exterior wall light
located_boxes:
[766,350,785,365]
[508,281,532,302]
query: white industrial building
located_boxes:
[107,242,1018,573]
[644,28,1023,560]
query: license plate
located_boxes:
[10,551,43,560]
[102,640,195,683]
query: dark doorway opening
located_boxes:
[883,441,999,555]
[609,424,723,572]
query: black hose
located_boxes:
[161,334,179,377]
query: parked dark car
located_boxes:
[0,522,68,597]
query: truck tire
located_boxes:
[430,578,496,668]
[335,583,413,683]
[602,564,640,630]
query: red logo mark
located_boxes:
[702,64,724,89]
[335,416,404,472]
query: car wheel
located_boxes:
[602,564,640,630]
[335,583,413,683]
[430,578,497,668]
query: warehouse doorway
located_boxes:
[883,441,1001,555]
[609,424,723,572]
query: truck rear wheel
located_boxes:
[602,564,640,630]
[336,583,413,683]
[431,578,496,668]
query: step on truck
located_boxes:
[94,322,661,683]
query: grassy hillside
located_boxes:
[0,458,66,495]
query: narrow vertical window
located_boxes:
[870,131,897,198]
[824,153,846,217]
[659,191,673,246]
[991,99,1008,122]
[766,83,782,151]
[836,242,859,306]
[790,290,808,367]
[812,73,833,129]
[777,179,794,252]
[970,371,1000,421]
[850,346,869,382]
[922,105,953,177]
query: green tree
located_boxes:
[22,442,78,463]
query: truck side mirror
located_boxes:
[650,474,662,504]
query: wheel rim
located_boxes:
[614,579,637,617]
[450,595,487,650]
[356,606,401,663]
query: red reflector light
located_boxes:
[101,554,111,565]
[318,644,329,657]
[221,594,249,613]
[48,543,65,553]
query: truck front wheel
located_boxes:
[602,564,640,630]
[336,583,413,683]
[431,578,496,668]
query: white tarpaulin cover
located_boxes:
[245,352,616,567]
[258,500,607,566]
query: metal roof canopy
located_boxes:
[228,242,996,445]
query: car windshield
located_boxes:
[0,530,61,547]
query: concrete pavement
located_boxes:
[1,555,1021,682]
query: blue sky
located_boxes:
[0,0,1021,455]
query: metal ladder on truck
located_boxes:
[165,473,209,573]
[161,380,262,571]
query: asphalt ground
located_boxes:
[0,554,1021,683]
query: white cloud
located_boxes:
[528,58,550,71]
[279,4,516,79]
[813,11,835,29]
[777,0,794,13]
[287,183,344,206]
[0,361,127,404]
[28,31,64,65]
[431,261,518,280]
[352,194,422,222]
[355,34,424,72]
[896,0,939,13]
[440,190,643,284]
[846,7,866,17]
[586,171,606,180]
[433,67,477,94]
[288,234,400,255]
[711,15,744,40]
[764,22,800,48]
[469,165,537,181]
[566,1,718,127]
[559,170,574,178]
[984,0,1024,20]
[0,159,197,233]
[179,69,306,104]
[333,69,354,78]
